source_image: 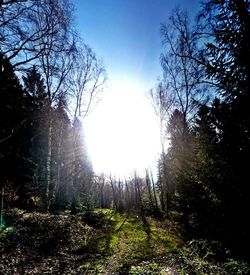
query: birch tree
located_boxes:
[68,43,106,213]
[160,8,208,123]
[32,0,76,211]
[0,0,73,69]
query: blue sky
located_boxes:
[74,0,201,176]
[74,0,200,89]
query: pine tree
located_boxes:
[199,0,250,255]
[0,54,31,207]
[22,66,48,209]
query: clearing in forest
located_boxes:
[0,209,249,274]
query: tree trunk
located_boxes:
[70,125,77,214]
[150,170,159,213]
[50,122,63,207]
[145,172,154,212]
[45,118,52,212]
[110,178,118,211]
[0,187,4,227]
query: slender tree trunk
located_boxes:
[158,162,166,213]
[100,178,106,208]
[110,178,118,211]
[56,131,62,192]
[51,122,63,206]
[159,127,169,214]
[100,183,104,208]
[45,118,52,212]
[134,175,145,216]
[125,182,129,210]
[0,187,4,227]
[150,170,159,213]
[163,162,168,214]
[71,124,77,214]
[145,172,154,212]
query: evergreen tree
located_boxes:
[0,53,31,207]
[70,118,94,214]
[22,66,48,209]
[198,0,250,256]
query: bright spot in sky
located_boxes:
[84,79,161,178]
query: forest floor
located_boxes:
[0,208,249,274]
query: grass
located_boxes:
[83,209,250,274]
[90,209,182,272]
[1,208,249,274]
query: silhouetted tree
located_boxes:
[157,0,250,258]
[160,8,207,120]
[0,54,32,207]
[22,65,48,209]
[196,0,250,256]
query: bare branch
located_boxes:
[70,43,107,120]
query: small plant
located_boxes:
[82,261,104,274]
[223,259,250,275]
[149,262,160,271]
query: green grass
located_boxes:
[90,209,182,272]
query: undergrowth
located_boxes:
[0,208,249,274]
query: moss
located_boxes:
[0,226,16,238]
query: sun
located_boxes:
[84,79,161,178]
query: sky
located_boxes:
[74,0,200,177]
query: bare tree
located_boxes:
[1,0,106,212]
[149,81,174,154]
[145,169,159,215]
[42,50,75,211]
[109,175,118,211]
[70,44,107,119]
[0,0,75,69]
[160,8,207,123]
[149,82,174,214]
[149,9,207,214]
[68,43,106,213]
[31,0,77,211]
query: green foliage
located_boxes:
[129,262,161,275]
[177,239,250,275]
[200,0,249,99]
[0,226,16,239]
[91,210,182,272]
[223,259,250,275]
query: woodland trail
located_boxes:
[0,209,249,274]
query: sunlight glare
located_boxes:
[84,80,161,177]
